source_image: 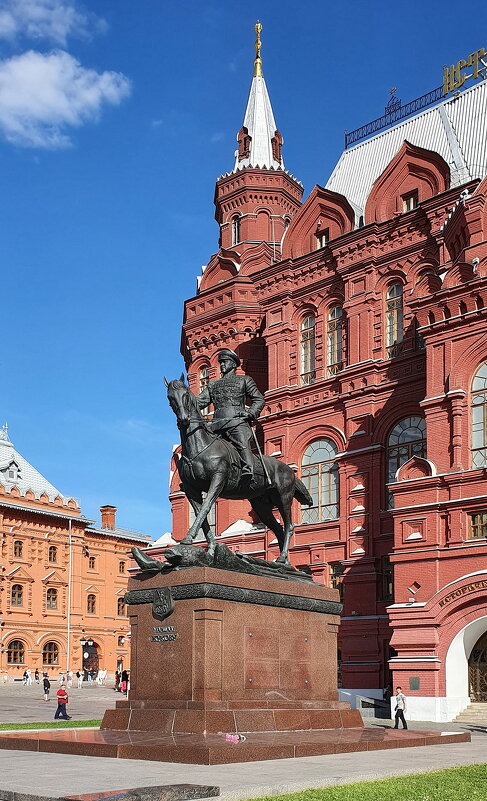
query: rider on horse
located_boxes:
[196,349,264,484]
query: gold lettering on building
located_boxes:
[438,579,487,607]
[443,49,487,95]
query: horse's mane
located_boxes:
[168,380,210,429]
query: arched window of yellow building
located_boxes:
[87,593,96,614]
[7,640,25,664]
[11,584,23,606]
[48,546,57,563]
[13,540,23,559]
[117,597,126,616]
[46,588,58,610]
[43,642,59,665]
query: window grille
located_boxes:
[7,640,25,664]
[386,416,426,508]
[327,306,344,376]
[301,439,339,523]
[385,283,404,357]
[300,315,316,385]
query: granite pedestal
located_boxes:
[0,566,470,763]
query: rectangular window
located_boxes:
[329,562,345,602]
[379,556,394,601]
[402,190,419,212]
[315,228,329,249]
[469,512,487,540]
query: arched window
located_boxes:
[11,584,23,606]
[327,306,344,375]
[231,215,240,246]
[42,641,59,665]
[300,315,316,385]
[118,635,125,646]
[46,588,58,610]
[118,561,125,574]
[472,362,487,467]
[301,439,339,523]
[385,283,404,357]
[117,597,126,616]
[7,640,25,664]
[88,556,96,570]
[48,546,57,563]
[87,594,96,614]
[13,540,23,559]
[387,416,426,508]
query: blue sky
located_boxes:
[1,0,485,538]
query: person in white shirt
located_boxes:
[394,686,408,729]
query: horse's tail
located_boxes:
[294,477,313,507]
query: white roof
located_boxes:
[234,74,282,170]
[326,80,487,215]
[0,426,74,503]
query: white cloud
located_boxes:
[0,49,131,148]
[0,0,105,46]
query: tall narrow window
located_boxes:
[11,584,23,606]
[385,283,404,357]
[387,416,426,508]
[119,561,125,574]
[199,365,210,415]
[231,215,240,246]
[7,640,25,664]
[117,597,126,616]
[300,315,316,385]
[402,190,419,212]
[46,588,58,610]
[329,562,345,602]
[87,593,96,614]
[379,556,394,601]
[472,362,487,467]
[315,228,329,249]
[13,540,23,559]
[48,546,57,563]
[88,556,96,570]
[301,439,339,523]
[327,306,343,376]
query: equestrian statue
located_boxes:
[133,348,313,572]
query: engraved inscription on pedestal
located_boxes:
[150,625,178,643]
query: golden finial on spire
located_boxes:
[253,20,263,77]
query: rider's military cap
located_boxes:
[217,348,241,367]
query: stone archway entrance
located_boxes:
[469,631,487,701]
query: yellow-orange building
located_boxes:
[0,425,151,679]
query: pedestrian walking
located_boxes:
[67,670,73,687]
[43,676,50,701]
[120,669,128,694]
[76,670,82,689]
[114,670,120,692]
[26,669,32,686]
[394,686,408,729]
[22,670,28,685]
[34,669,40,684]
[54,686,71,720]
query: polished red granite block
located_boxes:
[0,728,470,764]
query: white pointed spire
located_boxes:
[233,22,283,171]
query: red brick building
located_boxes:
[167,36,487,720]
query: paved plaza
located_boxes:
[0,683,485,800]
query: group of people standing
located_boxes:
[114,669,129,694]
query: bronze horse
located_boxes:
[166,376,313,564]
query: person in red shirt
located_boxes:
[54,686,71,720]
